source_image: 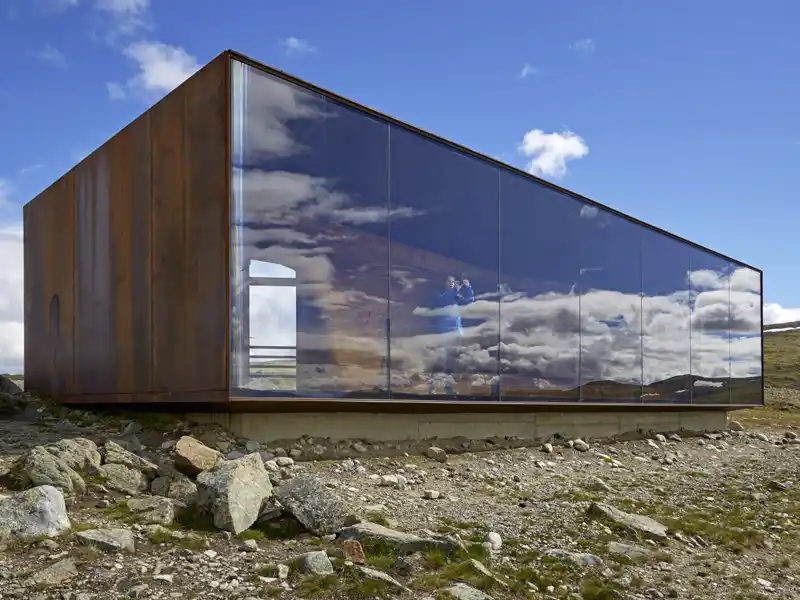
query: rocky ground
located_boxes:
[2,384,800,600]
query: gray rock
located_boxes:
[276,457,294,468]
[127,584,149,598]
[357,565,412,593]
[273,474,349,536]
[443,583,494,600]
[545,548,604,567]
[102,441,158,479]
[25,558,78,587]
[174,436,223,475]
[586,476,613,493]
[151,472,198,505]
[728,420,745,432]
[0,485,71,542]
[99,463,149,496]
[127,496,180,526]
[607,541,654,561]
[0,374,23,395]
[196,452,272,534]
[121,421,143,437]
[426,447,448,463]
[483,531,502,550]
[76,528,136,553]
[150,476,171,497]
[573,439,590,452]
[10,446,85,494]
[0,392,26,417]
[339,521,462,555]
[588,502,668,541]
[299,550,333,575]
[10,438,102,494]
[166,472,198,505]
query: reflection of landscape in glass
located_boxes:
[228,60,762,405]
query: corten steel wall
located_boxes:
[24,53,231,404]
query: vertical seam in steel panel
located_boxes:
[386,124,392,397]
[224,54,231,396]
[496,168,501,402]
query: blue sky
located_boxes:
[0,0,798,370]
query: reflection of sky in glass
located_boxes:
[229,60,762,403]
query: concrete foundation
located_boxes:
[187,409,729,445]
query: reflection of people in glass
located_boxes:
[429,275,475,394]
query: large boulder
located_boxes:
[98,463,149,496]
[196,453,272,534]
[76,528,136,553]
[127,496,182,526]
[150,471,198,505]
[0,392,26,417]
[10,438,102,494]
[0,485,71,542]
[338,522,463,556]
[273,475,350,536]
[174,436,223,476]
[587,502,669,541]
[102,441,158,479]
[0,375,23,395]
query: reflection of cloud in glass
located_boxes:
[230,62,761,401]
[244,265,761,392]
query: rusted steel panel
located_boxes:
[74,149,115,394]
[181,54,229,392]
[150,84,189,392]
[24,175,76,397]
[28,51,231,403]
[23,199,46,395]
[128,113,154,394]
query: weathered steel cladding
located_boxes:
[24,53,230,403]
[23,173,77,397]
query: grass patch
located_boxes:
[365,511,390,527]
[360,539,399,571]
[294,565,400,599]
[147,528,207,551]
[102,501,136,523]
[581,578,624,600]
[236,529,265,542]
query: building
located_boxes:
[23,50,763,443]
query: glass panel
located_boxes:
[499,172,581,401]
[577,205,643,402]
[730,267,762,404]
[688,250,732,404]
[641,231,692,404]
[229,61,390,398]
[388,126,500,399]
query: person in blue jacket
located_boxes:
[429,274,475,394]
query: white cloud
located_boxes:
[518,129,589,179]
[280,36,316,57]
[0,180,11,205]
[38,43,67,67]
[19,164,43,176]
[571,38,596,54]
[91,0,151,42]
[519,63,538,79]
[0,223,23,374]
[764,303,800,326]
[108,41,200,100]
[106,81,126,99]
[94,0,148,13]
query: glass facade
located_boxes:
[229,59,763,405]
